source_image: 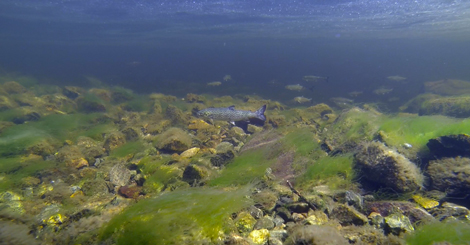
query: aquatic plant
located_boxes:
[109,141,145,159]
[296,155,355,191]
[208,149,273,187]
[122,96,151,112]
[138,156,181,194]
[0,156,55,192]
[405,220,470,245]
[281,128,321,157]
[99,186,252,244]
[378,115,470,151]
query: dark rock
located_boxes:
[254,216,275,230]
[118,185,142,199]
[182,164,208,185]
[76,96,106,113]
[285,225,349,245]
[355,141,423,192]
[165,105,188,125]
[156,127,192,153]
[62,86,83,99]
[276,207,292,221]
[427,134,470,158]
[122,127,140,141]
[330,204,368,226]
[103,132,126,152]
[430,202,470,221]
[287,202,310,213]
[427,156,470,196]
[365,201,434,225]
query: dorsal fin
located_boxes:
[228,105,235,110]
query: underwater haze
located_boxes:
[1,0,470,107]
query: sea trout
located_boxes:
[197,105,266,123]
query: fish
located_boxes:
[330,97,353,106]
[348,91,363,97]
[293,96,312,104]
[373,87,393,95]
[223,75,232,81]
[285,84,304,91]
[387,75,407,82]
[197,105,266,123]
[207,81,222,86]
[302,75,329,82]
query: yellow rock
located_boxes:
[46,214,65,226]
[68,158,89,169]
[188,119,211,130]
[180,147,200,158]
[248,229,270,244]
[70,190,84,198]
[412,195,439,209]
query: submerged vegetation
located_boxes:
[1,76,470,244]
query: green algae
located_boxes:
[99,187,252,244]
[109,141,145,158]
[378,115,470,150]
[282,128,321,157]
[406,220,470,245]
[208,149,273,187]
[0,113,111,156]
[296,155,355,191]
[138,156,181,194]
[0,157,55,192]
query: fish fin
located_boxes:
[230,121,235,125]
[228,105,235,110]
[255,104,267,121]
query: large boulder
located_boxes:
[354,142,423,192]
[427,156,470,196]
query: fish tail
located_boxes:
[255,105,267,121]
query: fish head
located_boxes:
[196,109,211,118]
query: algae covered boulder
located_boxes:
[427,156,470,196]
[155,127,192,153]
[427,134,470,158]
[419,95,470,118]
[354,141,423,192]
[424,79,470,96]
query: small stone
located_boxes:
[248,229,269,244]
[109,162,131,187]
[69,158,89,169]
[182,164,208,185]
[330,204,368,226]
[180,147,200,158]
[368,212,385,229]
[254,216,275,230]
[247,124,263,134]
[235,211,257,233]
[118,185,142,199]
[412,194,439,209]
[103,132,126,152]
[269,229,288,242]
[384,213,414,235]
[292,213,306,222]
[304,210,329,225]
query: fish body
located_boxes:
[293,96,312,104]
[374,87,393,95]
[303,75,329,82]
[197,105,266,122]
[285,84,304,91]
[387,75,407,82]
[223,75,232,81]
[207,81,222,86]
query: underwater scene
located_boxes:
[2,0,470,244]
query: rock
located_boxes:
[276,206,292,222]
[354,141,423,192]
[109,162,131,187]
[235,212,257,233]
[81,180,110,196]
[419,95,470,117]
[56,145,89,169]
[253,190,278,213]
[0,96,17,111]
[248,229,269,244]
[427,134,470,158]
[111,87,134,103]
[430,202,470,221]
[210,142,235,166]
[247,124,263,134]
[411,194,439,209]
[76,95,106,113]
[248,206,264,219]
[182,164,208,185]
[185,93,205,103]
[384,213,414,235]
[345,191,364,210]
[285,225,349,245]
[270,229,288,242]
[118,185,142,199]
[2,81,27,94]
[330,204,368,226]
[254,216,275,230]
[368,212,385,229]
[122,127,140,141]
[11,107,41,124]
[424,79,470,96]
[187,119,211,130]
[103,132,126,152]
[304,210,329,225]
[165,105,188,125]
[156,127,192,153]
[427,156,470,196]
[365,201,434,225]
[180,147,200,158]
[62,86,84,99]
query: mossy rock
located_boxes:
[2,81,27,94]
[155,127,192,153]
[424,79,470,96]
[419,95,470,118]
